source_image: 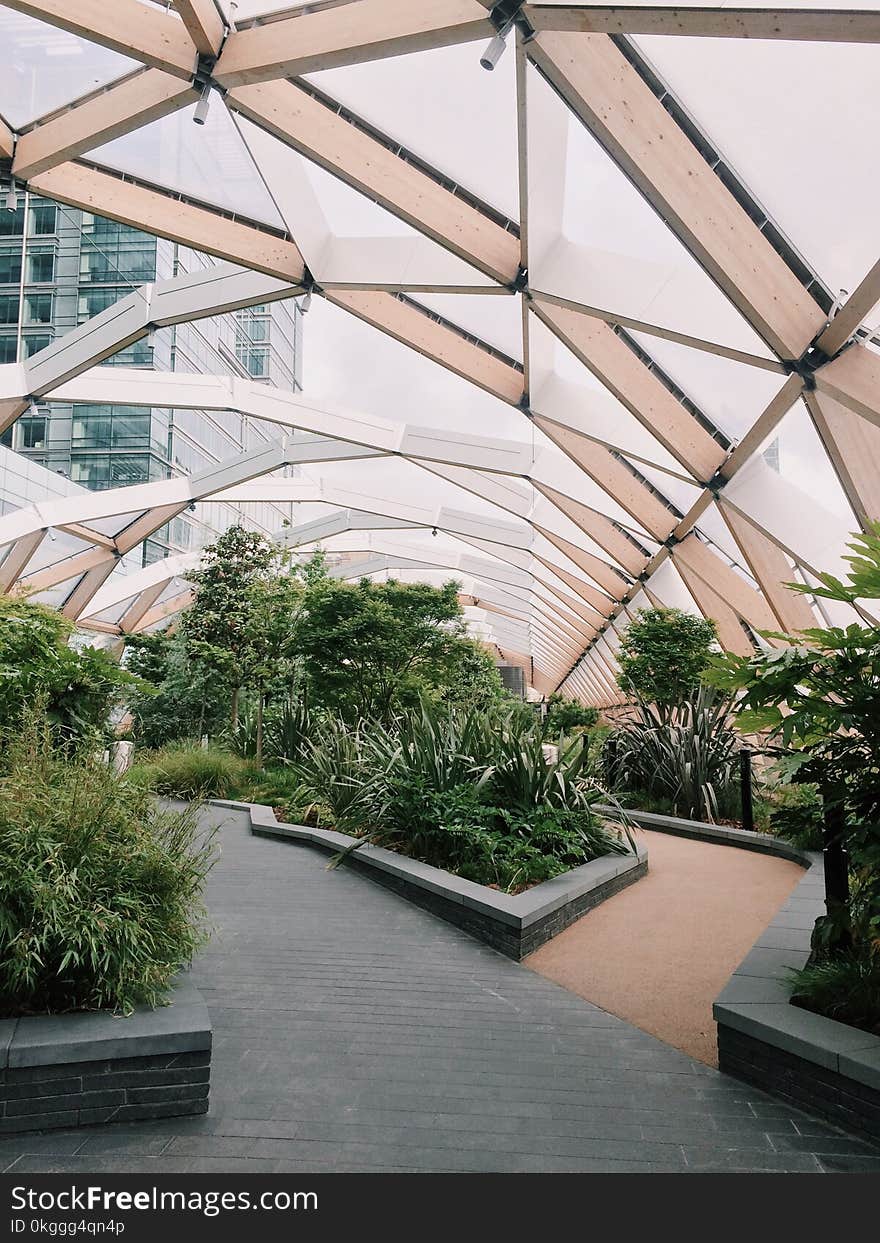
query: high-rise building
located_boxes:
[0,194,303,562]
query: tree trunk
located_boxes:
[256,689,264,768]
[231,684,240,731]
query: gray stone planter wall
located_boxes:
[0,976,211,1136]
[713,858,880,1142]
[213,800,647,960]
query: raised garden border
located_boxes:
[212,800,647,960]
[607,809,880,1140]
[713,857,880,1142]
[0,975,211,1137]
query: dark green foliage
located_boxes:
[438,637,510,711]
[791,955,880,1036]
[767,782,824,850]
[181,525,278,731]
[296,699,633,893]
[543,694,599,737]
[609,687,740,822]
[0,717,216,1017]
[129,743,251,800]
[707,525,880,964]
[0,595,135,754]
[617,607,718,715]
[294,576,501,723]
[125,629,225,748]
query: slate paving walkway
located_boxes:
[3,807,880,1174]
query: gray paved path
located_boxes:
[3,807,880,1174]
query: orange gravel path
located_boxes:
[525,830,804,1066]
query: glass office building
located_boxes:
[0,195,303,562]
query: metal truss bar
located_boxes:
[530,288,786,376]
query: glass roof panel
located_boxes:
[774,399,855,521]
[526,64,778,360]
[416,293,523,363]
[25,530,91,575]
[529,313,702,478]
[305,41,520,220]
[87,511,149,538]
[0,11,140,127]
[31,579,84,610]
[90,101,286,229]
[306,298,526,441]
[627,331,789,443]
[633,34,880,297]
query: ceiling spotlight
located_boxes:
[193,83,212,126]
[431,527,438,537]
[4,182,17,212]
[480,30,507,71]
[300,289,312,313]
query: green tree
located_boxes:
[439,638,509,712]
[543,694,599,738]
[245,571,304,765]
[0,595,134,754]
[294,577,481,722]
[181,526,275,729]
[124,629,225,747]
[705,525,880,950]
[617,607,718,716]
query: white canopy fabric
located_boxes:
[1,2,878,701]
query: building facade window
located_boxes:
[0,294,18,325]
[69,452,163,489]
[71,405,153,450]
[23,334,52,357]
[24,293,52,324]
[28,203,57,236]
[0,336,17,363]
[26,246,55,283]
[19,417,47,450]
[0,250,22,284]
[0,205,24,238]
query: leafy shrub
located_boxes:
[230,692,312,765]
[791,954,880,1036]
[125,629,225,748]
[0,595,135,755]
[294,716,390,831]
[383,784,629,893]
[237,765,320,826]
[608,687,740,822]
[130,744,251,800]
[543,695,598,737]
[617,607,718,715]
[767,782,824,850]
[0,718,216,1017]
[304,699,634,892]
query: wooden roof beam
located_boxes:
[527,32,826,359]
[214,0,493,87]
